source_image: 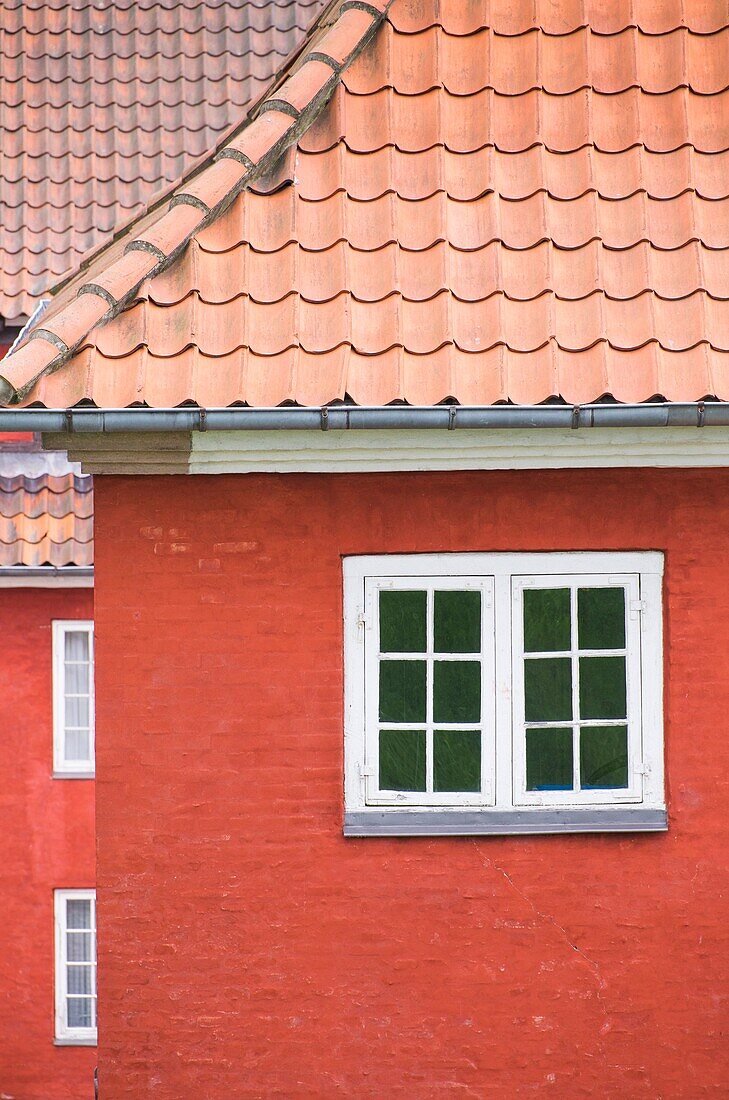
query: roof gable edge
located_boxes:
[0,0,391,407]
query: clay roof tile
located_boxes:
[0,473,93,568]
[3,0,729,410]
[0,0,330,323]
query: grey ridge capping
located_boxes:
[1,401,729,433]
[343,809,668,837]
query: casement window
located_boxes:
[54,889,97,1045]
[52,621,95,777]
[343,553,665,836]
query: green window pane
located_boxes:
[379,729,426,791]
[524,657,572,722]
[579,656,626,720]
[526,727,574,791]
[434,590,481,653]
[523,588,571,653]
[433,661,481,723]
[578,587,625,650]
[580,726,629,789]
[379,590,426,653]
[379,660,426,722]
[434,730,481,792]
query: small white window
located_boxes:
[53,621,94,777]
[54,889,97,1044]
[344,553,665,836]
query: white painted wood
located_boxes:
[44,425,729,475]
[511,573,645,807]
[190,427,729,475]
[344,552,665,830]
[639,571,666,807]
[0,572,92,589]
[357,574,496,809]
[52,621,95,777]
[54,889,97,1045]
[344,808,668,835]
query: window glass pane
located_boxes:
[379,591,426,653]
[66,900,91,930]
[64,631,89,663]
[524,658,572,722]
[67,932,92,962]
[579,656,627,719]
[65,696,89,729]
[379,729,426,790]
[433,730,481,792]
[65,661,89,694]
[67,965,93,995]
[65,729,90,762]
[433,661,480,723]
[67,998,93,1029]
[526,727,573,791]
[434,591,481,653]
[379,661,426,722]
[523,588,570,652]
[578,588,625,650]
[580,726,629,789]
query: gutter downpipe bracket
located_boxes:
[2,403,729,433]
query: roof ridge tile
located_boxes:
[0,0,333,323]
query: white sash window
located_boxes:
[344,553,665,835]
[53,621,95,777]
[54,889,97,1044]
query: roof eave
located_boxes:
[2,402,728,433]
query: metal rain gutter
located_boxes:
[0,566,94,577]
[0,403,728,433]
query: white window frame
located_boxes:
[54,889,97,1045]
[362,574,496,807]
[52,620,95,777]
[344,552,665,836]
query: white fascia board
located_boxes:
[190,426,729,474]
[0,569,93,588]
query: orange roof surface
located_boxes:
[0,473,93,567]
[3,0,729,408]
[0,0,327,324]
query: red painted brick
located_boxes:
[94,470,729,1097]
[0,587,95,1099]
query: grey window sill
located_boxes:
[344,808,668,836]
[54,1037,97,1047]
[52,771,95,780]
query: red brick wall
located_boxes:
[0,587,96,1099]
[94,470,729,1098]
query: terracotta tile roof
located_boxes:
[3,0,729,408]
[0,0,328,324]
[0,473,93,567]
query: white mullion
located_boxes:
[570,585,581,792]
[625,575,644,800]
[526,648,628,660]
[481,577,496,805]
[525,719,628,728]
[425,586,434,794]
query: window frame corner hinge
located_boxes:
[629,598,646,618]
